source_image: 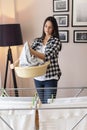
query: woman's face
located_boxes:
[44,20,53,36]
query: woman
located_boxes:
[29,16,62,103]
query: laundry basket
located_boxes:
[15,61,50,78]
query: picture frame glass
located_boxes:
[53,0,69,12]
[54,14,69,27]
[72,0,87,26]
[59,30,68,43]
[74,31,87,43]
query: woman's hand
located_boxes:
[10,64,14,69]
[10,59,19,69]
[29,45,45,60]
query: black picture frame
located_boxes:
[72,0,87,27]
[59,30,69,43]
[53,0,69,12]
[54,14,69,27]
[73,30,87,43]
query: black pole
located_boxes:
[4,49,9,89]
[4,46,19,96]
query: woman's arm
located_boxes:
[30,47,45,60]
[10,59,19,69]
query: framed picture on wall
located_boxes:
[54,14,69,27]
[74,30,87,43]
[53,0,69,12]
[72,0,87,27]
[59,30,69,43]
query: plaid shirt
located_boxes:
[31,36,62,80]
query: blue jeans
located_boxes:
[34,79,58,104]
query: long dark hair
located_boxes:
[41,16,60,39]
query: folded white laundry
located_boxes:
[19,41,44,67]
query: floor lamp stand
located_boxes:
[4,46,19,97]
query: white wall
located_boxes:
[0,0,87,96]
[16,0,87,87]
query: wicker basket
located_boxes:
[15,61,50,78]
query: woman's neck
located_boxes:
[43,35,51,45]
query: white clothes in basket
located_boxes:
[19,41,43,67]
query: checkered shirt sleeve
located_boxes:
[44,37,62,80]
